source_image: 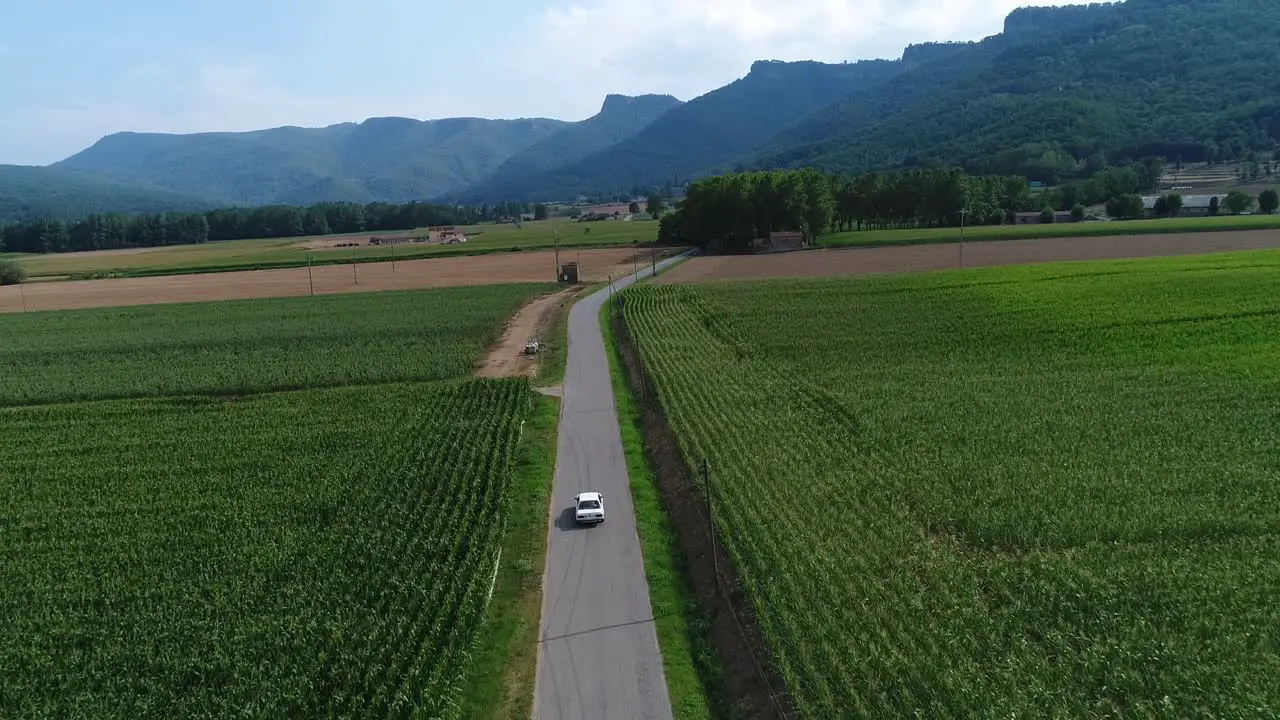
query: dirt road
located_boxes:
[477,289,580,379]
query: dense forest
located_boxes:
[0,200,534,255]
[0,165,210,225]
[767,0,1280,181]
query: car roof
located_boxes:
[577,492,602,502]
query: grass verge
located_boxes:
[458,285,580,719]
[533,283,604,388]
[457,391,558,720]
[601,298,719,720]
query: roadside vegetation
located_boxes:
[620,250,1280,717]
[601,298,718,720]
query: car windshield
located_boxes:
[578,500,601,510]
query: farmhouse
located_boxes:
[580,203,636,221]
[1141,195,1223,218]
[1014,211,1077,225]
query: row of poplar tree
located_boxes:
[658,168,1055,252]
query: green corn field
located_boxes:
[0,283,551,406]
[621,250,1280,718]
[0,285,550,718]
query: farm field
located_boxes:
[0,284,553,718]
[0,283,548,405]
[820,212,1280,249]
[12,217,660,279]
[657,228,1280,284]
[621,251,1280,717]
[0,247,674,314]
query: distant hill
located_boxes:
[0,165,209,225]
[454,94,683,202]
[457,59,904,202]
[755,0,1280,180]
[55,117,571,206]
[8,0,1280,216]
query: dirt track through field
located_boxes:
[0,248,670,314]
[477,289,579,379]
[655,229,1280,283]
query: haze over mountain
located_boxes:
[54,117,572,207]
[451,60,903,203]
[4,0,1279,223]
[0,165,209,225]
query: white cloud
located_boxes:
[526,0,1064,116]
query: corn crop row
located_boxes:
[0,378,530,719]
[621,254,1280,718]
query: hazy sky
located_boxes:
[0,0,1061,165]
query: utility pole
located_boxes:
[20,282,27,313]
[307,255,315,296]
[958,207,970,269]
[554,227,560,282]
[352,251,358,285]
[652,251,657,276]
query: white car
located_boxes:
[574,492,605,525]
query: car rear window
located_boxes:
[579,500,600,509]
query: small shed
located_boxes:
[559,262,580,283]
[753,231,805,253]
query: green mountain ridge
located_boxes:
[758,0,1280,178]
[449,93,683,202]
[0,165,210,225]
[454,59,906,202]
[55,116,572,206]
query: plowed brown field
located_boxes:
[0,248,680,312]
[0,248,675,314]
[655,230,1280,284]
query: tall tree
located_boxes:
[646,194,665,219]
[1224,191,1255,215]
[1258,189,1279,214]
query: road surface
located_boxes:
[535,255,689,720]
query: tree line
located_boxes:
[0,200,541,255]
[659,168,1056,252]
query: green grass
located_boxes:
[601,297,717,720]
[620,249,1280,718]
[457,392,559,720]
[456,280,583,719]
[17,218,661,279]
[0,284,562,719]
[0,283,552,405]
[822,213,1280,249]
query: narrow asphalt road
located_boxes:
[535,255,689,720]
